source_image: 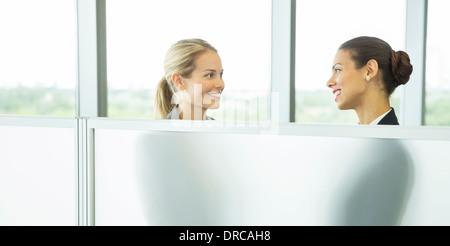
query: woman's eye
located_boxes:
[334,68,341,73]
[206,74,213,78]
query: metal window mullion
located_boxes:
[76,0,106,226]
[271,0,296,122]
[402,0,427,126]
[96,0,108,117]
[76,118,95,226]
[76,119,86,226]
[86,123,96,226]
[76,0,107,118]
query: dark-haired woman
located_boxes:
[326,36,413,125]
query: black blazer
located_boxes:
[378,108,399,125]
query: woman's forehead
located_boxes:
[194,50,222,69]
[333,49,355,67]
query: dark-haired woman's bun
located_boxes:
[391,50,413,87]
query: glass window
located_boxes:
[295,0,406,123]
[425,0,450,126]
[0,0,77,116]
[106,0,271,121]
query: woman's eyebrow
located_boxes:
[203,69,217,73]
[332,63,342,69]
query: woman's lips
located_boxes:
[206,92,221,100]
[333,89,341,102]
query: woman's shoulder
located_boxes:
[166,107,180,120]
[378,108,399,125]
[166,106,215,120]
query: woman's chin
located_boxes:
[337,103,349,110]
[205,103,220,110]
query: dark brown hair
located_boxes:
[339,36,413,96]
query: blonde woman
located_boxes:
[155,39,225,120]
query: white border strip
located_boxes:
[0,115,77,128]
[87,118,450,141]
[1,115,448,141]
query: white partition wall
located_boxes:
[90,119,450,226]
[1,117,449,226]
[0,117,77,226]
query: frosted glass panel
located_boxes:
[0,126,77,225]
[94,129,450,226]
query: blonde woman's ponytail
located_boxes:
[154,76,174,119]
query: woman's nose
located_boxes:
[216,77,225,92]
[326,76,336,88]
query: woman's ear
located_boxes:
[172,72,185,90]
[366,59,379,80]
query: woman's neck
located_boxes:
[178,103,207,120]
[354,92,391,125]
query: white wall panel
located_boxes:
[93,126,450,226]
[0,125,77,225]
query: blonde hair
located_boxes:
[155,39,218,119]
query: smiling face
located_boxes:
[182,49,224,110]
[326,49,368,110]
